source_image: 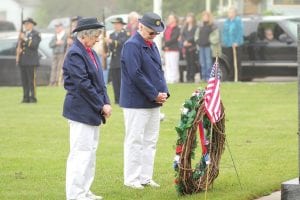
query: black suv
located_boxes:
[0,32,53,86]
[0,21,16,32]
[216,15,299,81]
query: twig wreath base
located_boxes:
[173,89,226,195]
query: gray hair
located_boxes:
[77,29,101,39]
[128,11,139,20]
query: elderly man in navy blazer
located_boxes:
[120,12,170,189]
[63,17,112,200]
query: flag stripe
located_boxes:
[204,61,221,124]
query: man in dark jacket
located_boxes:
[120,12,169,189]
[17,17,41,103]
[63,17,111,200]
[49,22,67,86]
[107,17,129,104]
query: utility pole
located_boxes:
[218,0,224,16]
[153,0,162,54]
[206,0,211,12]
[298,23,300,186]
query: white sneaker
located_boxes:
[86,191,103,200]
[77,197,94,200]
[142,180,160,187]
[160,113,165,121]
[124,183,144,189]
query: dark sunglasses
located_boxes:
[149,31,160,36]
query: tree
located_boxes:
[35,0,221,28]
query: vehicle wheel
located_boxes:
[219,60,229,81]
[241,76,253,82]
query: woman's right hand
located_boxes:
[102,104,112,118]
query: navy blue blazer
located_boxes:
[63,39,110,126]
[120,32,169,108]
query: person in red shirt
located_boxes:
[163,14,181,83]
[126,11,139,36]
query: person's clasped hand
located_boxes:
[155,92,168,104]
[102,104,112,118]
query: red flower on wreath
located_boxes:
[174,178,179,184]
[176,145,183,154]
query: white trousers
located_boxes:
[123,107,160,185]
[164,51,180,83]
[66,120,100,200]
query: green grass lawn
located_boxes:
[0,82,298,200]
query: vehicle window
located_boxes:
[0,21,16,32]
[105,14,128,32]
[47,18,70,30]
[285,19,298,39]
[242,19,257,37]
[39,34,53,57]
[0,39,16,56]
[104,19,114,32]
[257,22,285,42]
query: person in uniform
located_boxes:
[107,17,129,104]
[120,12,169,189]
[63,17,112,200]
[17,17,41,103]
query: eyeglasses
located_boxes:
[143,26,160,36]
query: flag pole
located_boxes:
[297,24,300,184]
[204,56,221,200]
[204,123,213,200]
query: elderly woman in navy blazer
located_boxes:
[120,12,170,189]
[62,17,112,200]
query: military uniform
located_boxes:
[19,18,41,103]
[109,28,130,104]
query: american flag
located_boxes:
[204,61,221,124]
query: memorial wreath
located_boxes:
[173,87,226,195]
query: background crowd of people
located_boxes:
[161,7,243,84]
[19,7,244,106]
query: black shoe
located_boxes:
[21,98,29,103]
[29,97,37,103]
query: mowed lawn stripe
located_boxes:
[0,82,297,200]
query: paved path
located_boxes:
[255,191,281,200]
